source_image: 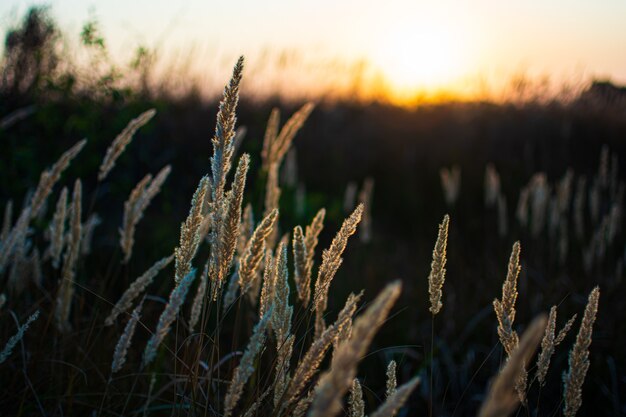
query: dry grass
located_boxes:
[563,287,600,417]
[0,56,606,417]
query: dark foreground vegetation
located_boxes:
[1,6,625,416]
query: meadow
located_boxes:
[0,7,624,417]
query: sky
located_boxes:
[2,0,626,103]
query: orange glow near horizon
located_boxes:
[372,22,466,89]
[361,16,483,104]
[4,1,625,106]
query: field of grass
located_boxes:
[1,7,624,417]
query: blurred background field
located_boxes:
[1,4,626,416]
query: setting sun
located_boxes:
[371,20,468,96]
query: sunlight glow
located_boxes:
[4,0,624,104]
[371,21,467,94]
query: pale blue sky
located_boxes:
[2,0,626,99]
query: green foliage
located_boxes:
[80,20,106,50]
